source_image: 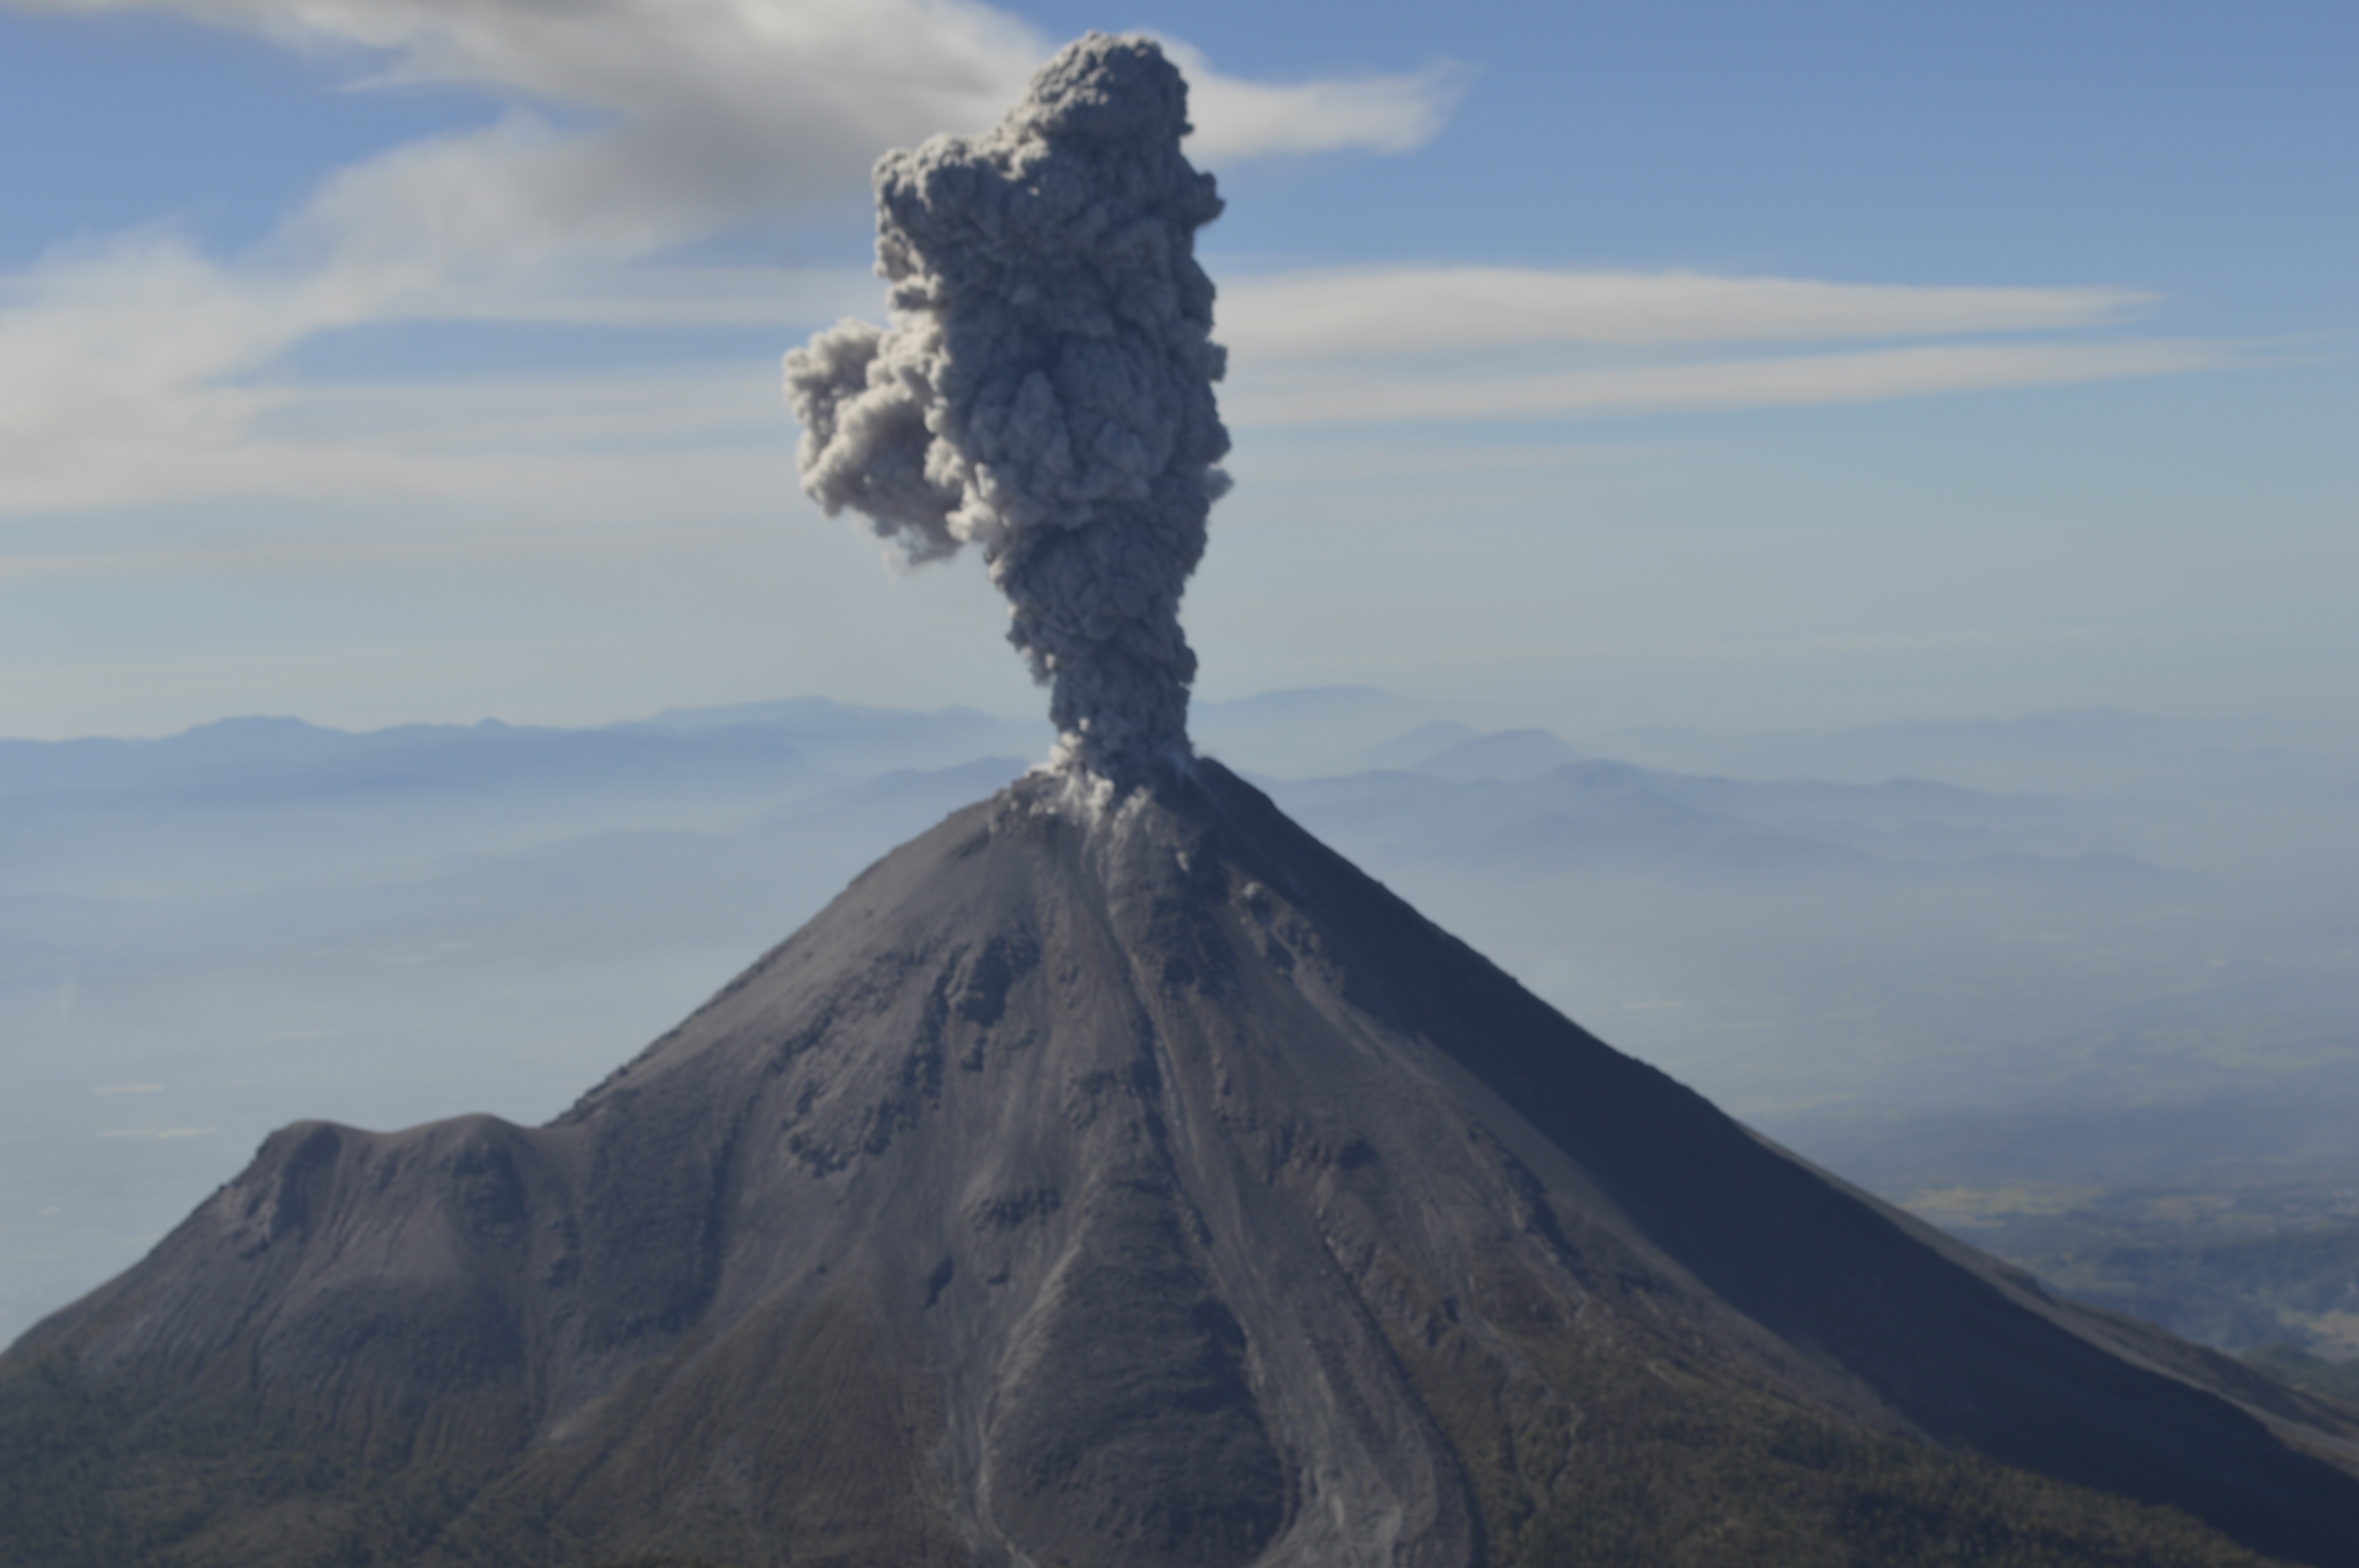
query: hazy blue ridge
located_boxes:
[2,691,2355,1359]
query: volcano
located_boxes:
[5,762,2358,1567]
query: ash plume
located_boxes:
[785,34,1230,782]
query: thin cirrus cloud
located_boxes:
[1219,332,2242,429]
[0,0,1463,517]
[19,0,1464,264]
[1213,267,2236,428]
[0,0,2242,525]
[1164,42,1470,160]
[1215,268,2157,355]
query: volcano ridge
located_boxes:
[5,761,2358,1566]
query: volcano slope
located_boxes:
[5,762,2359,1568]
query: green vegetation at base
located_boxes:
[0,1314,2314,1568]
[2019,1225,2359,1353]
[2245,1346,2359,1410]
[1375,1249,2296,1568]
[0,1241,2328,1568]
[0,1333,533,1568]
[1916,1178,2359,1359]
[1508,1417,2284,1568]
[0,1294,963,1568]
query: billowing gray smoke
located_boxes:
[785,34,1229,782]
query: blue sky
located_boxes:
[1,0,2351,741]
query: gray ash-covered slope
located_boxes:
[9,764,2359,1568]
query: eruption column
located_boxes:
[785,34,1230,782]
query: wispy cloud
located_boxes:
[1336,622,2141,675]
[0,240,318,512]
[396,264,879,328]
[0,3,2247,520]
[23,0,1459,267]
[1234,443,1627,489]
[1166,43,1470,160]
[1213,265,2244,429]
[0,0,1463,517]
[1216,267,2154,356]
[0,251,2243,517]
[1222,334,2242,428]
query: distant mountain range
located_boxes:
[3,691,2355,1362]
[7,761,2357,1566]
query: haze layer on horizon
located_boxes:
[1,0,2352,742]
